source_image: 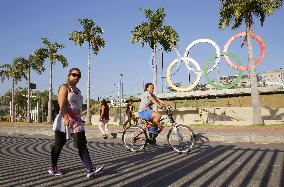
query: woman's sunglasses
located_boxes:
[70,73,81,78]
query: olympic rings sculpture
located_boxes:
[167,56,202,92]
[204,52,243,89]
[223,32,266,70]
[166,32,266,92]
[184,39,221,74]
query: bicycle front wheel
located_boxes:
[122,126,147,152]
[167,124,196,153]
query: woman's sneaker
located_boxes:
[86,165,104,177]
[48,166,62,176]
[102,134,108,139]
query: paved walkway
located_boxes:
[1,123,284,144]
[1,135,283,186]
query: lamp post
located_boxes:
[161,76,166,93]
[119,74,123,125]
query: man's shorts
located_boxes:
[138,109,153,121]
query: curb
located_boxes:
[203,133,284,144]
[1,126,284,144]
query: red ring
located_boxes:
[223,32,266,70]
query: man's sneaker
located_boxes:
[86,165,104,177]
[48,166,62,176]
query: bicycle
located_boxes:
[122,106,196,153]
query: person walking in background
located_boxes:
[99,99,110,139]
[123,99,138,129]
[49,68,103,178]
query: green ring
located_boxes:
[204,51,244,89]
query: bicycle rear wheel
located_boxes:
[122,126,147,152]
[167,124,195,153]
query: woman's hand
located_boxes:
[58,85,69,126]
[158,104,166,109]
[63,115,69,126]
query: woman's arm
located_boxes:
[58,85,69,125]
[148,95,165,108]
[100,105,105,121]
[156,98,167,106]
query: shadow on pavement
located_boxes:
[0,134,283,187]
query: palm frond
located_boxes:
[131,7,178,52]
[219,0,283,29]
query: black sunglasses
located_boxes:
[70,73,81,78]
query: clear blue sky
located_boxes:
[1,0,283,102]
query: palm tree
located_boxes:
[69,18,105,125]
[41,37,68,123]
[131,7,179,94]
[219,0,283,125]
[14,87,28,121]
[33,90,49,122]
[14,49,46,123]
[0,62,25,122]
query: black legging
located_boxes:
[50,131,92,170]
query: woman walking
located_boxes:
[49,68,103,177]
[98,99,110,139]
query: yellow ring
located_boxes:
[167,56,202,92]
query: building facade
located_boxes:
[261,69,284,88]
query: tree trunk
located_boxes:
[247,25,264,125]
[47,64,53,123]
[11,79,15,122]
[153,44,158,94]
[86,43,91,125]
[161,49,164,93]
[153,44,158,111]
[26,67,31,123]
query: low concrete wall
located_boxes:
[91,107,284,126]
[156,86,280,99]
[202,107,284,125]
[91,113,128,125]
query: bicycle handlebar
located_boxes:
[164,105,174,116]
[166,105,172,110]
[165,105,172,111]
